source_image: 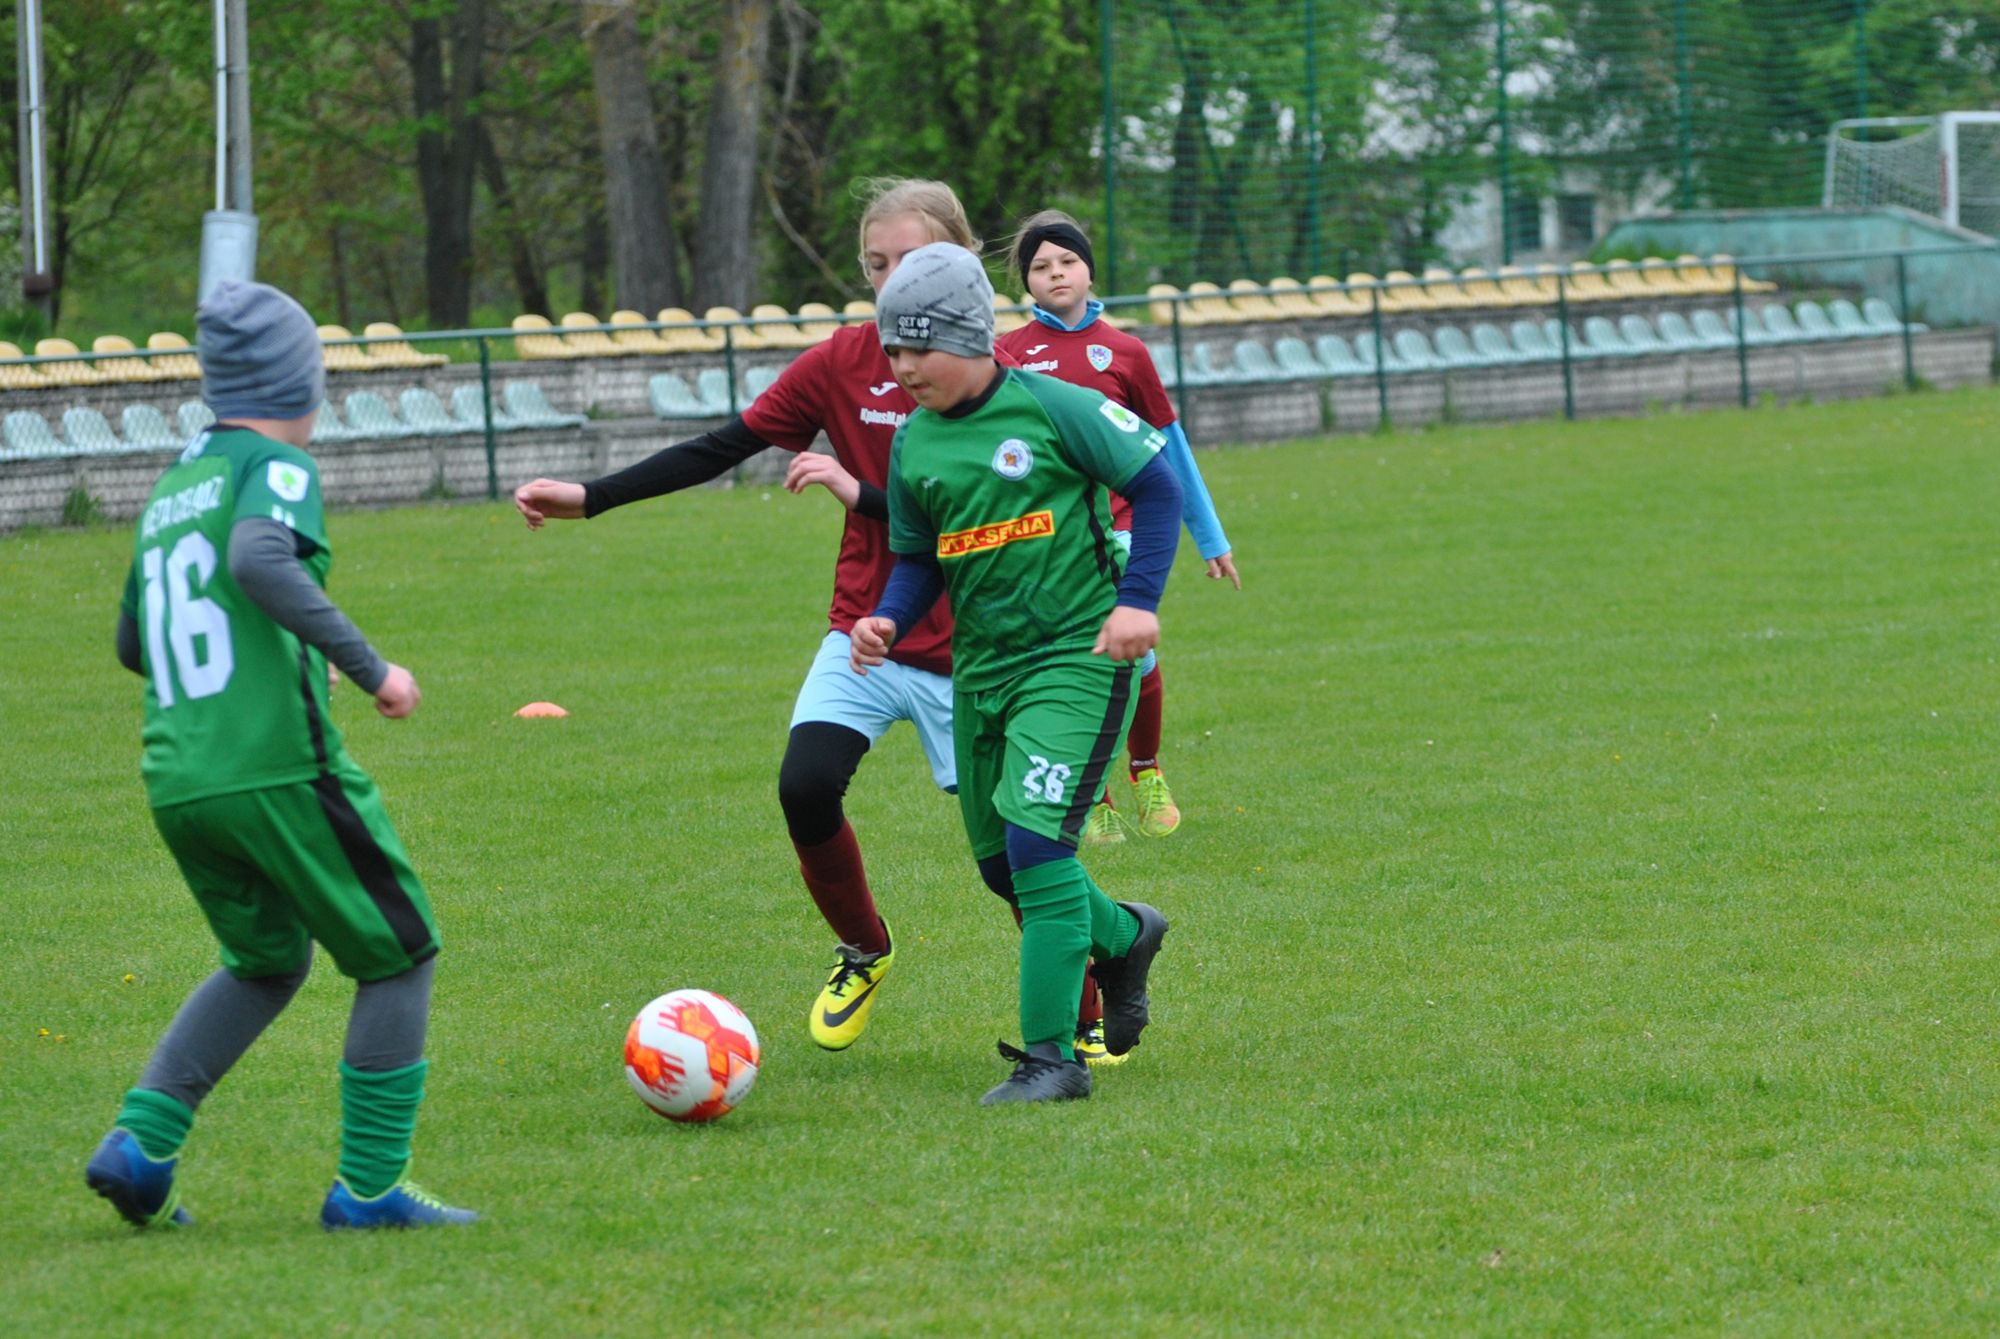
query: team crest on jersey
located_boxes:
[1099,400,1144,434]
[1087,343,1113,371]
[267,460,311,502]
[992,438,1034,480]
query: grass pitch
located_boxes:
[7,390,2000,1335]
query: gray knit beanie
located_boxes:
[875,243,994,358]
[197,279,325,421]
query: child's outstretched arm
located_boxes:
[784,451,889,522]
[851,553,945,674]
[1158,420,1239,588]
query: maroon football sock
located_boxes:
[794,821,889,955]
[1077,965,1104,1026]
[1127,664,1164,778]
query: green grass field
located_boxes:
[8,390,2000,1335]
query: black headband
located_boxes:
[1016,222,1094,287]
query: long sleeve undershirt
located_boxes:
[581,417,888,523]
[116,518,388,693]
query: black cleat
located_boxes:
[980,1041,1093,1106]
[1092,902,1168,1055]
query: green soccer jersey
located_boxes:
[120,427,356,808]
[887,368,1166,691]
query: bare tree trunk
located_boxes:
[582,0,681,315]
[412,1,486,327]
[478,122,550,317]
[691,0,771,312]
[580,200,609,317]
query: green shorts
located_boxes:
[151,768,439,982]
[954,659,1140,859]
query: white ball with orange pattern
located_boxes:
[624,989,761,1122]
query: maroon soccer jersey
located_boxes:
[994,318,1178,529]
[741,323,954,675]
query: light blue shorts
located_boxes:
[790,630,957,792]
[1112,529,1159,678]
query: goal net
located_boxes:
[1825,112,2000,238]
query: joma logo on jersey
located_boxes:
[937,509,1054,559]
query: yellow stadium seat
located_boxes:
[317,325,373,373]
[36,337,105,386]
[1307,275,1369,317]
[1226,279,1283,321]
[1183,281,1240,325]
[93,335,160,383]
[1564,261,1619,301]
[1705,253,1777,294]
[748,303,808,348]
[795,302,840,343]
[609,310,671,355]
[1422,268,1475,308]
[657,307,723,353]
[1146,284,1183,326]
[1267,277,1321,320]
[1455,268,1511,308]
[1601,260,1654,298]
[511,314,571,361]
[1639,255,1703,297]
[1494,265,1557,305]
[147,332,202,380]
[362,321,448,368]
[561,312,624,357]
[841,299,877,323]
[0,340,50,390]
[704,306,765,350]
[1378,271,1436,313]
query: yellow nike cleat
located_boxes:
[1131,768,1181,838]
[1080,800,1127,847]
[1073,1018,1126,1066]
[809,928,895,1051]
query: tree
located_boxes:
[689,0,770,312]
[582,0,682,314]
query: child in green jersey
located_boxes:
[87,280,475,1230]
[850,243,1182,1104]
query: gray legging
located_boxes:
[138,951,434,1109]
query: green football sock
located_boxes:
[1084,869,1140,959]
[338,1058,427,1198]
[1013,858,1094,1059]
[117,1088,195,1161]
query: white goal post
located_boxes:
[1824,111,2000,238]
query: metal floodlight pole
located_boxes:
[1099,0,1117,297]
[17,0,53,316]
[1674,0,1694,210]
[199,0,258,301]
[1495,0,1512,266]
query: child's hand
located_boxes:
[785,452,861,511]
[514,479,586,529]
[849,618,897,675]
[1092,606,1160,661]
[1206,552,1241,589]
[374,663,421,719]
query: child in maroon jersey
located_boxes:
[994,209,1240,846]
[514,180,981,1052]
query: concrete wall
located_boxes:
[1599,207,2000,330]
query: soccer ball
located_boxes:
[623,989,761,1123]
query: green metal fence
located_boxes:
[0,239,1989,531]
[1096,0,1960,290]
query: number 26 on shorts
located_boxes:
[1022,755,1072,805]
